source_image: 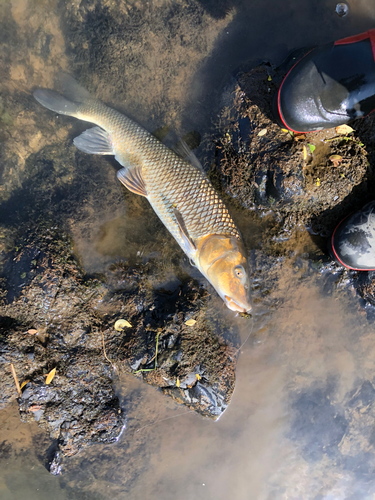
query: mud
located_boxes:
[213,60,375,304]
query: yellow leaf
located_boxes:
[267,75,272,81]
[20,380,30,389]
[114,319,132,331]
[45,367,56,385]
[336,124,354,135]
[281,128,289,133]
[258,128,267,137]
[176,377,180,388]
[196,374,201,381]
[185,319,196,326]
[316,178,320,187]
[303,145,308,160]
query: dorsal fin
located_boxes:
[117,167,148,197]
[173,208,196,255]
[173,139,204,172]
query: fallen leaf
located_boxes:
[303,145,308,161]
[114,319,132,331]
[308,143,316,154]
[45,367,56,385]
[176,377,180,388]
[336,124,354,135]
[329,155,342,161]
[29,405,43,412]
[27,329,38,335]
[281,128,289,133]
[316,178,320,187]
[185,319,196,326]
[258,129,267,137]
[267,75,272,81]
[196,374,201,381]
[20,380,30,389]
[294,133,306,141]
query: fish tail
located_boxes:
[33,73,92,118]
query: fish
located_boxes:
[33,74,251,313]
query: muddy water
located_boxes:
[2,0,375,499]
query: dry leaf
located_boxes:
[294,133,306,141]
[336,124,354,135]
[329,155,342,161]
[29,405,43,412]
[45,367,56,385]
[20,380,30,389]
[27,329,38,335]
[303,145,308,161]
[185,319,196,326]
[176,377,180,388]
[258,129,267,137]
[114,319,132,331]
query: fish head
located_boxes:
[197,234,252,313]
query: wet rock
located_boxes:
[0,225,237,473]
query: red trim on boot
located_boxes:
[335,29,375,61]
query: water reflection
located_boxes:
[2,0,375,498]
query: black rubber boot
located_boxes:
[275,29,375,133]
[329,201,375,270]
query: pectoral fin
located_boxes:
[173,208,196,256]
[73,126,114,154]
[117,167,148,197]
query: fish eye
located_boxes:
[234,265,244,279]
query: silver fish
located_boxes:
[33,75,251,313]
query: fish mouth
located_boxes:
[224,295,252,314]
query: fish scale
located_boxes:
[76,99,241,255]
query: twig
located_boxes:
[101,331,115,369]
[135,331,160,373]
[10,364,22,397]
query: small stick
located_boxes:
[101,331,115,369]
[10,364,22,397]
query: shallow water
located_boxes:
[2,0,375,499]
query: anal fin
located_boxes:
[117,167,148,197]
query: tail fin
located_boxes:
[33,73,91,117]
[33,89,81,116]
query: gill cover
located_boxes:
[197,234,251,313]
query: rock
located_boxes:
[0,225,237,473]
